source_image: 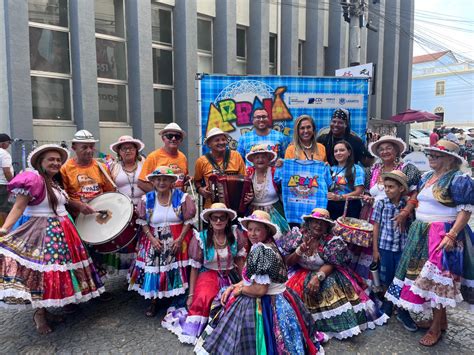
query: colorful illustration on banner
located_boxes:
[288,174,319,199]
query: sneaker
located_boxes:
[381,301,393,317]
[397,309,418,332]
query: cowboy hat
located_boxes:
[302,208,335,226]
[245,144,277,164]
[159,123,187,138]
[238,210,279,237]
[368,135,407,157]
[110,135,145,153]
[28,144,69,170]
[200,202,237,223]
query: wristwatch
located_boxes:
[316,271,326,282]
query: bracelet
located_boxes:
[407,198,419,208]
[316,271,326,282]
[445,231,457,241]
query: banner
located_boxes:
[197,74,369,152]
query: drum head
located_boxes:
[75,192,134,245]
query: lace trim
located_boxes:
[311,302,352,320]
[324,325,361,340]
[0,247,94,272]
[128,284,187,299]
[0,287,105,309]
[418,261,456,286]
[456,204,474,213]
[410,283,463,309]
[10,188,33,198]
[132,259,192,274]
[250,274,271,285]
[189,259,202,269]
[395,297,431,314]
[461,278,474,287]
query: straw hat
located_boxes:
[71,129,98,143]
[238,210,279,237]
[381,170,409,192]
[110,135,145,153]
[368,135,407,157]
[159,123,187,138]
[423,139,465,165]
[302,208,335,226]
[28,144,69,170]
[203,128,230,145]
[245,144,277,164]
[200,202,237,223]
[146,166,179,182]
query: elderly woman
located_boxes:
[128,166,196,317]
[0,145,104,334]
[195,210,325,354]
[385,140,474,347]
[162,203,246,345]
[246,144,290,235]
[278,208,388,339]
[284,115,327,162]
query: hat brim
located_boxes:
[71,139,98,143]
[110,139,145,153]
[160,129,187,138]
[246,150,277,164]
[146,173,178,182]
[301,215,335,226]
[28,145,69,169]
[423,146,465,165]
[381,172,409,192]
[200,207,237,223]
[369,138,406,157]
[238,217,279,237]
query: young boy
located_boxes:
[371,170,418,332]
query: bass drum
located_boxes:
[75,192,137,253]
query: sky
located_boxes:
[413,0,474,60]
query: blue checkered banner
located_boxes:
[197,74,369,152]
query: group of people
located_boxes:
[0,106,472,352]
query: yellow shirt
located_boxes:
[138,148,189,188]
[60,159,115,202]
[194,150,246,208]
[284,143,327,162]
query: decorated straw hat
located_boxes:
[200,202,237,223]
[71,129,98,143]
[381,170,409,192]
[245,144,277,164]
[368,135,407,157]
[203,127,230,145]
[110,135,145,153]
[159,122,187,138]
[302,208,335,226]
[423,139,465,165]
[146,166,179,182]
[238,210,279,237]
[28,144,69,170]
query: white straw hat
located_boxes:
[200,202,237,223]
[159,123,186,138]
[28,144,69,170]
[110,135,145,153]
[71,129,98,143]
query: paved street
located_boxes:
[0,274,473,354]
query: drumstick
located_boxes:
[185,179,197,200]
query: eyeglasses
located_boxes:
[209,215,228,222]
[120,146,136,152]
[425,153,444,159]
[164,133,182,140]
[253,115,268,121]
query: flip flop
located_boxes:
[45,311,65,324]
[33,310,53,335]
[419,330,442,347]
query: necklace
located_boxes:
[424,172,443,189]
[253,168,268,201]
[213,234,227,248]
[216,244,231,276]
[123,164,137,199]
[158,192,172,206]
[302,142,313,149]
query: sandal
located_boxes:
[145,302,158,318]
[419,330,442,347]
[33,310,53,335]
[416,320,447,331]
[45,311,65,324]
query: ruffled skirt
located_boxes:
[162,268,239,344]
[128,223,193,299]
[386,219,474,313]
[0,215,105,308]
[195,288,325,355]
[287,267,388,339]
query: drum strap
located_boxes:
[205,148,230,175]
[96,159,117,190]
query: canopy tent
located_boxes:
[389,109,441,124]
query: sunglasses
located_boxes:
[209,215,228,222]
[425,153,445,159]
[164,133,182,140]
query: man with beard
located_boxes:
[194,128,246,208]
[237,108,290,166]
[317,108,372,166]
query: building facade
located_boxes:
[1,0,414,170]
[411,50,474,129]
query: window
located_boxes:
[269,33,277,75]
[28,0,72,121]
[152,5,174,124]
[197,18,213,73]
[435,81,445,96]
[236,27,247,74]
[298,40,304,75]
[95,0,128,123]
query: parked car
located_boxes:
[409,129,430,151]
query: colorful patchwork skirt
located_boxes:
[128,223,193,299]
[194,288,325,355]
[287,267,388,339]
[0,215,105,308]
[162,268,240,344]
[386,219,474,313]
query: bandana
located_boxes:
[332,108,350,122]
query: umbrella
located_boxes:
[389,109,441,124]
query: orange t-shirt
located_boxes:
[284,143,327,162]
[138,148,188,188]
[60,159,115,202]
[194,150,246,208]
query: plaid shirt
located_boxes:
[275,160,331,224]
[237,129,290,165]
[371,197,409,252]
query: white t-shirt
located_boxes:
[0,148,13,185]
